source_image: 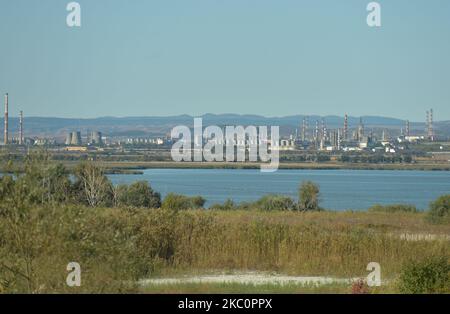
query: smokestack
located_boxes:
[302,116,309,142]
[344,114,348,141]
[4,93,8,145]
[19,110,24,145]
[428,109,434,141]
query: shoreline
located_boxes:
[3,160,450,175]
[95,161,450,174]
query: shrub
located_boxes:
[162,193,206,210]
[351,279,370,294]
[368,204,418,213]
[255,195,297,211]
[298,181,321,211]
[209,199,236,210]
[398,256,450,294]
[116,181,161,208]
[427,195,450,224]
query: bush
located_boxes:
[116,181,161,208]
[298,181,321,211]
[427,195,450,224]
[161,193,206,210]
[209,199,236,210]
[255,195,297,211]
[398,256,450,293]
[368,204,418,213]
[351,279,370,294]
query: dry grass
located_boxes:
[0,206,448,293]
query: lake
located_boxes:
[108,169,450,211]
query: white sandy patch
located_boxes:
[139,272,357,287]
[398,233,450,241]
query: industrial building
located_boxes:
[65,131,82,146]
[89,131,103,145]
[2,93,25,146]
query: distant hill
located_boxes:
[5,114,450,139]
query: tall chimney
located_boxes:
[429,109,434,141]
[4,93,8,145]
[344,114,348,141]
[19,110,24,145]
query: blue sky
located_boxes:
[0,0,449,121]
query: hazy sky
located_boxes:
[0,0,449,120]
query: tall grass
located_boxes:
[1,206,448,293]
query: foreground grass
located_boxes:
[0,206,448,293]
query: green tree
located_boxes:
[116,181,161,208]
[298,181,321,211]
[11,153,73,205]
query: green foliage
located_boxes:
[255,194,297,211]
[0,175,15,202]
[0,157,161,209]
[209,199,236,210]
[398,256,450,293]
[298,181,321,211]
[368,204,418,213]
[427,195,450,224]
[161,193,206,210]
[116,181,161,208]
[1,153,73,206]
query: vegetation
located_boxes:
[254,195,297,211]
[368,204,418,213]
[161,193,205,210]
[209,199,237,211]
[298,181,321,211]
[0,156,449,294]
[0,205,448,293]
[398,256,450,294]
[115,181,161,208]
[427,195,450,224]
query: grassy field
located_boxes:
[1,205,448,294]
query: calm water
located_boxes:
[109,169,450,211]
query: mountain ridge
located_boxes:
[4,114,449,138]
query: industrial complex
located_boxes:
[1,92,448,163]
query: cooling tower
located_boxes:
[65,133,73,145]
[71,131,82,145]
[91,131,103,145]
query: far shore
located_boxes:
[61,160,450,174]
[3,160,450,175]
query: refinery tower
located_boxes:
[4,93,8,145]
